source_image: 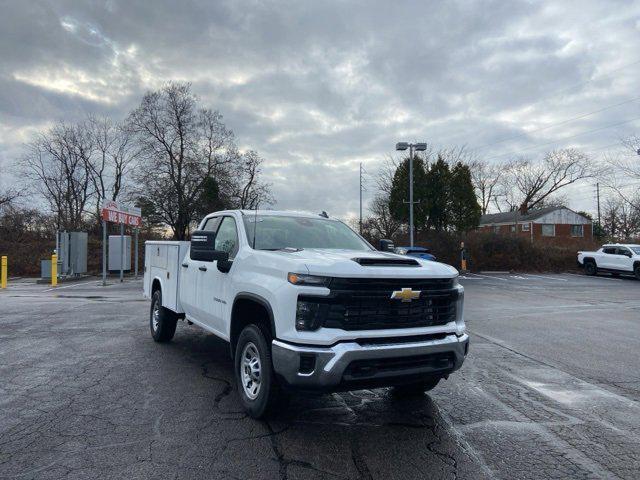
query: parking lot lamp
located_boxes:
[395,142,427,247]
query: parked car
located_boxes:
[394,246,437,262]
[143,210,468,418]
[577,244,640,279]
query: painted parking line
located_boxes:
[562,272,622,282]
[43,280,103,292]
[465,273,508,281]
[520,273,568,282]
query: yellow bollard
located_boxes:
[51,254,58,287]
[1,256,7,289]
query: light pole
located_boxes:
[396,142,427,247]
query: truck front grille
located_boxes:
[298,277,458,331]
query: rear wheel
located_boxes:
[584,261,597,276]
[234,324,283,418]
[392,377,441,397]
[150,289,178,342]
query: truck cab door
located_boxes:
[600,247,617,269]
[182,217,222,323]
[197,216,238,336]
[615,247,633,271]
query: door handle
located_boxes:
[181,263,189,268]
[198,266,207,272]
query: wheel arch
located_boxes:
[230,293,276,358]
[151,277,163,296]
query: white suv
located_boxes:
[578,244,640,279]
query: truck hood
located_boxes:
[274,248,458,278]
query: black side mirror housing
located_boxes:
[379,239,394,252]
[190,230,229,263]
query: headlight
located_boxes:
[287,273,330,287]
[295,301,324,331]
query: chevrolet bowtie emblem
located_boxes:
[390,288,421,302]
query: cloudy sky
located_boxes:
[2,0,640,219]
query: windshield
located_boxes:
[631,247,640,255]
[243,215,372,251]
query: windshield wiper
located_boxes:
[260,247,304,252]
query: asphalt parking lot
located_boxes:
[1,273,639,479]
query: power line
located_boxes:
[431,58,640,148]
[483,115,640,162]
[472,96,640,151]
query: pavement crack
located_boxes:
[350,437,373,480]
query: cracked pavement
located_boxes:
[1,272,639,479]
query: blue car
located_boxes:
[394,246,437,261]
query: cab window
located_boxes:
[602,247,617,254]
[215,217,239,258]
[202,216,221,232]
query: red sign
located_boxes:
[101,201,142,227]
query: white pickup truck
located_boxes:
[143,210,468,418]
[577,244,640,279]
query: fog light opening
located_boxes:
[299,354,316,374]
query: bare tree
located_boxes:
[502,149,593,213]
[21,122,94,230]
[366,194,402,239]
[88,116,138,217]
[0,187,21,210]
[128,82,235,239]
[228,150,273,209]
[602,136,640,209]
[465,158,503,214]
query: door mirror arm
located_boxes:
[217,259,233,273]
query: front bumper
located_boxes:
[271,333,469,391]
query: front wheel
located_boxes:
[634,264,640,280]
[150,289,178,342]
[234,324,283,418]
[584,261,597,276]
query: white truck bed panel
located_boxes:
[143,241,190,313]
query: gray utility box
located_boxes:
[58,232,88,276]
[41,260,51,279]
[109,235,132,271]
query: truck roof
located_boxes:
[235,209,337,220]
[602,243,640,248]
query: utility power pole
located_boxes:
[596,183,601,227]
[359,163,363,235]
[395,142,427,247]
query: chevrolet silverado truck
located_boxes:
[578,244,640,279]
[143,210,468,418]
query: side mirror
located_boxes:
[190,231,229,263]
[379,239,394,252]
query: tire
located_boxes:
[392,377,441,397]
[634,264,640,280]
[234,324,282,419]
[584,261,597,276]
[150,289,178,342]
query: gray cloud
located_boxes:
[1,0,640,217]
